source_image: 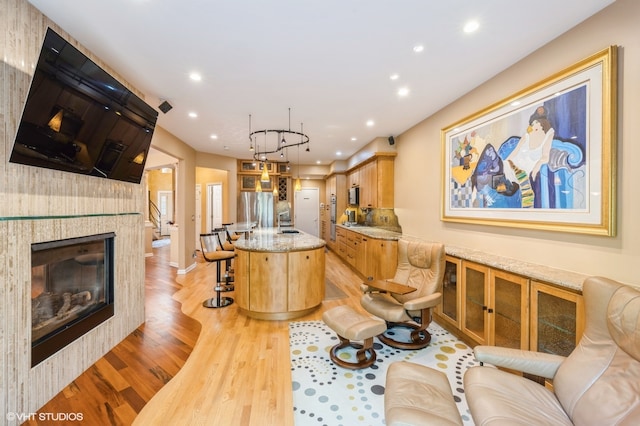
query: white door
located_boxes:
[294,188,319,237]
[195,184,202,247]
[206,183,223,232]
[158,190,173,236]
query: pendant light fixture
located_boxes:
[294,127,302,192]
[248,109,310,186]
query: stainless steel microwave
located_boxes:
[349,187,359,205]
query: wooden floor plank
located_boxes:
[27,243,366,425]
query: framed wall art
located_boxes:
[441,46,617,236]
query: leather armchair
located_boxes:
[465,276,640,425]
[360,239,445,349]
[384,276,640,425]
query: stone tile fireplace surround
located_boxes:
[2,0,147,419]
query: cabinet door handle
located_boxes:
[482,306,488,311]
[488,308,494,313]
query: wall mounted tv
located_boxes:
[10,28,158,184]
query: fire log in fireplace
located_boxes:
[31,233,115,367]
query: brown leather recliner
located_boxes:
[360,239,445,349]
[384,276,640,425]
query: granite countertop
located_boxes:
[336,224,401,240]
[337,225,587,291]
[445,245,588,292]
[234,228,326,252]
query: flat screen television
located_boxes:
[10,28,158,183]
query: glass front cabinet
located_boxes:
[460,261,529,349]
[436,256,584,357]
[530,281,585,356]
[437,256,461,329]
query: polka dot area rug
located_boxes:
[289,321,476,425]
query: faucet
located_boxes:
[278,211,289,232]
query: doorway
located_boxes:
[294,187,319,237]
[157,190,173,236]
[195,184,202,248]
[206,183,223,233]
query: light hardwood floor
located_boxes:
[28,243,367,425]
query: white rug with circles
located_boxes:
[289,320,476,425]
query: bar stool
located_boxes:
[222,223,242,242]
[212,227,235,280]
[200,233,235,308]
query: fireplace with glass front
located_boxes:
[31,233,115,367]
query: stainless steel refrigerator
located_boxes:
[330,195,337,241]
[237,192,274,228]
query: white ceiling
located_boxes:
[28,0,614,168]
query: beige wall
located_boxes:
[394,0,639,285]
[1,0,146,416]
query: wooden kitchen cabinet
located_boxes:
[461,261,490,344]
[335,227,348,259]
[359,161,376,208]
[461,261,529,349]
[436,256,461,329]
[354,233,368,276]
[347,168,360,189]
[367,238,397,280]
[345,229,357,267]
[492,269,529,349]
[236,245,326,320]
[249,252,288,313]
[530,281,584,356]
[333,227,397,281]
[288,249,325,312]
[358,155,395,208]
[343,153,395,209]
[433,255,584,358]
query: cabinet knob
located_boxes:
[306,255,309,259]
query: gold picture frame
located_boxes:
[441,46,617,236]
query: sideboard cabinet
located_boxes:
[435,255,584,356]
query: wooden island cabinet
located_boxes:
[234,228,326,320]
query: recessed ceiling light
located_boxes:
[210,134,218,139]
[316,160,321,164]
[511,101,521,107]
[351,137,357,141]
[188,112,198,118]
[413,44,424,53]
[189,72,202,81]
[336,151,342,156]
[463,20,480,33]
[397,87,410,97]
[389,73,399,81]
[366,120,375,127]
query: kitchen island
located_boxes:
[234,228,326,320]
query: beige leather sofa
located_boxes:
[385,276,640,425]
